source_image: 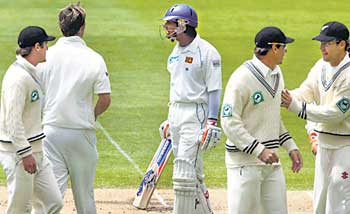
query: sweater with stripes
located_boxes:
[289,54,350,149]
[0,55,44,158]
[221,56,298,166]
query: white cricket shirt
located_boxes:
[167,34,222,104]
[37,36,111,129]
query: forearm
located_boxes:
[208,89,221,119]
[94,93,111,119]
[279,120,298,153]
[288,98,350,123]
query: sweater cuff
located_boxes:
[252,143,266,157]
[288,97,302,114]
[282,139,299,153]
[16,146,32,159]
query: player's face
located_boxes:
[163,21,177,38]
[36,41,48,63]
[273,43,287,65]
[320,40,343,65]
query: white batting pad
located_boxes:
[173,158,196,213]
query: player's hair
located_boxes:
[185,25,197,38]
[16,42,45,57]
[254,44,285,57]
[59,2,86,36]
[254,47,269,56]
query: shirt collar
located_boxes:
[16,55,37,74]
[175,34,200,53]
[251,55,280,77]
[56,36,86,46]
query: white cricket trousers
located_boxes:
[168,102,206,184]
[313,145,350,214]
[226,155,287,214]
[43,125,98,214]
[0,150,63,214]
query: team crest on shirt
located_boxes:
[31,90,39,102]
[252,91,264,105]
[336,97,350,113]
[222,104,233,117]
[185,56,193,64]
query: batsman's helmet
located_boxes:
[161,4,198,28]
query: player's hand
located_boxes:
[258,148,279,164]
[22,154,37,174]
[198,119,221,151]
[289,149,303,173]
[159,120,171,139]
[309,131,318,155]
[281,88,292,108]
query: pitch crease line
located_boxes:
[96,122,169,207]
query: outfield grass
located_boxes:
[0,0,349,190]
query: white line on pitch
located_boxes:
[96,122,169,207]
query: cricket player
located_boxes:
[0,26,62,214]
[37,3,111,214]
[221,26,303,214]
[160,4,222,213]
[282,21,350,214]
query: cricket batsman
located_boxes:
[159,4,222,213]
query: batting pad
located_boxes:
[195,183,213,214]
[173,158,196,214]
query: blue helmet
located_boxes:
[161,4,198,28]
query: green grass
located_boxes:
[0,0,348,190]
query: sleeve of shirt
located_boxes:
[205,48,222,92]
[288,76,350,123]
[221,73,265,157]
[279,120,298,153]
[94,56,111,94]
[3,84,32,158]
[290,64,319,104]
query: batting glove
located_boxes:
[308,131,318,156]
[159,120,171,139]
[198,119,221,151]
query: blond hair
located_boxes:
[59,2,86,36]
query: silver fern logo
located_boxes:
[252,91,264,105]
[31,90,39,102]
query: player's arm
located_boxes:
[279,120,302,172]
[283,81,350,123]
[199,49,222,150]
[305,120,318,155]
[199,89,222,150]
[4,83,36,173]
[94,56,111,120]
[94,93,111,120]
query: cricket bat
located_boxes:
[133,138,173,209]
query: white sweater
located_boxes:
[0,55,44,158]
[221,56,298,166]
[289,54,350,149]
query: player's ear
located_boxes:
[34,42,41,51]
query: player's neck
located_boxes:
[178,34,195,47]
[330,51,346,67]
[24,55,40,66]
[260,58,277,70]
